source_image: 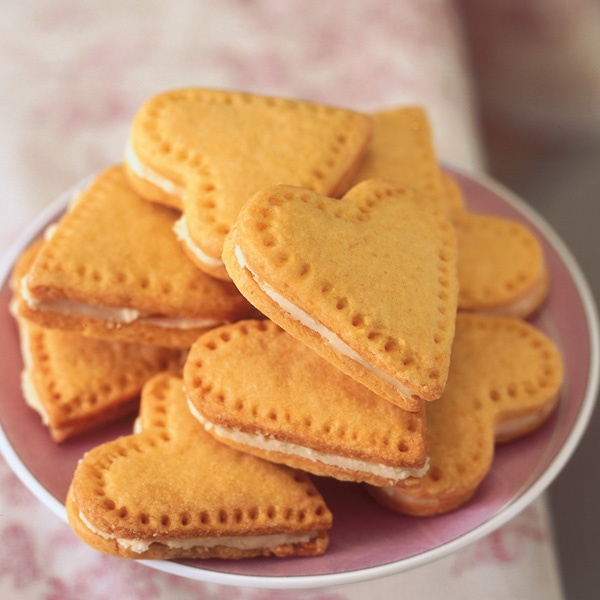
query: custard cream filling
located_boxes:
[21,277,222,330]
[234,244,420,401]
[78,509,317,554]
[174,216,224,268]
[125,139,185,198]
[126,141,223,269]
[188,399,429,482]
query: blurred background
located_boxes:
[1,1,599,599]
[459,3,600,597]
[460,2,600,597]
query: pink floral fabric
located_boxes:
[3,0,598,598]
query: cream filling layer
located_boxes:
[21,278,222,330]
[125,139,185,198]
[79,510,316,554]
[234,244,420,401]
[126,141,224,270]
[174,216,224,269]
[188,399,429,482]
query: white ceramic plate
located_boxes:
[0,168,598,589]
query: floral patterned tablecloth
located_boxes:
[3,1,600,598]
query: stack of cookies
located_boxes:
[10,88,563,561]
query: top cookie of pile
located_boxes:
[224,178,459,412]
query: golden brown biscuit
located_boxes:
[10,239,185,442]
[351,106,446,209]
[223,179,458,412]
[67,373,332,559]
[15,318,184,443]
[124,88,372,280]
[184,320,428,487]
[16,166,256,347]
[440,172,466,213]
[367,313,563,516]
[451,210,549,317]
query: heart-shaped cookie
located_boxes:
[67,373,332,560]
[125,88,372,279]
[184,319,428,487]
[11,239,185,443]
[368,313,563,516]
[451,210,548,317]
[15,318,184,443]
[223,178,459,412]
[18,166,256,348]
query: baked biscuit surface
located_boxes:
[19,166,255,346]
[184,320,428,487]
[452,210,548,317]
[351,107,446,209]
[68,373,331,559]
[368,313,564,516]
[224,179,458,411]
[126,88,372,278]
[19,320,183,443]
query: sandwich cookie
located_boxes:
[124,88,372,280]
[451,209,549,318]
[17,166,256,348]
[440,172,548,316]
[367,313,563,516]
[67,373,332,559]
[223,179,459,412]
[15,318,184,443]
[184,320,428,487]
[10,239,185,442]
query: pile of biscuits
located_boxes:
[10,88,564,561]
